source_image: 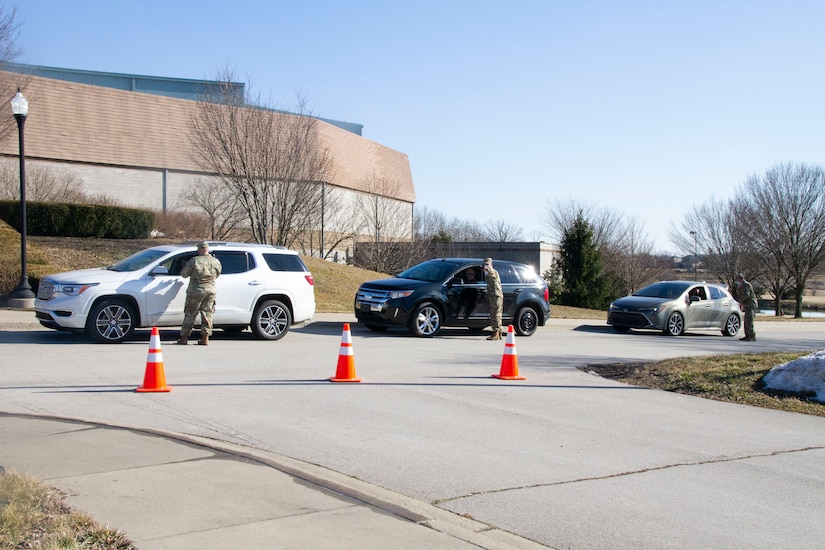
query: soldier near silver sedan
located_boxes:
[178,242,222,346]
[735,273,758,341]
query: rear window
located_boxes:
[514,265,542,284]
[709,286,726,300]
[214,251,255,274]
[496,264,520,284]
[263,253,307,272]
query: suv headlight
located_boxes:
[388,290,414,299]
[59,283,98,296]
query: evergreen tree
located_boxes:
[559,213,610,309]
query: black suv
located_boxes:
[354,258,550,337]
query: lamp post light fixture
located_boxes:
[689,230,697,278]
[8,89,35,309]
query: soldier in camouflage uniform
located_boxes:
[735,273,757,341]
[177,242,222,346]
[483,258,503,340]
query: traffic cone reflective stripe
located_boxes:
[137,327,171,392]
[330,323,361,382]
[492,325,525,380]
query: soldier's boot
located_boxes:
[198,334,209,346]
[486,329,501,340]
[176,335,188,345]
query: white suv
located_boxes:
[34,242,316,343]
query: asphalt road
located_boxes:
[2,315,824,549]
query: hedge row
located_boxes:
[0,200,154,239]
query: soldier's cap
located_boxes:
[198,241,209,250]
[483,257,492,265]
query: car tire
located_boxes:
[87,299,137,343]
[613,326,630,333]
[663,312,684,336]
[251,299,291,340]
[364,323,388,332]
[722,313,741,337]
[408,303,441,337]
[514,306,539,336]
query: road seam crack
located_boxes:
[435,446,824,504]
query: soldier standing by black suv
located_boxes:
[355,258,550,338]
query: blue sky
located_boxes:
[13,1,825,253]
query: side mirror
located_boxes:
[689,295,700,303]
[150,266,170,276]
[448,277,463,287]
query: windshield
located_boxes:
[108,249,171,272]
[397,261,462,282]
[634,281,691,299]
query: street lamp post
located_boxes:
[9,89,35,309]
[689,230,697,278]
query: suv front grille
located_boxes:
[356,289,390,306]
[37,280,56,301]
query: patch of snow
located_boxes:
[762,349,825,403]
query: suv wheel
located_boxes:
[251,299,291,340]
[87,299,136,343]
[514,306,539,336]
[408,303,441,337]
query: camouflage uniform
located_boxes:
[178,244,222,345]
[484,258,503,340]
[735,274,757,341]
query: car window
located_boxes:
[636,282,691,298]
[263,253,307,272]
[514,265,541,284]
[689,286,707,300]
[214,251,254,274]
[158,252,197,276]
[109,248,170,272]
[397,261,459,282]
[454,266,482,284]
[496,264,519,284]
[709,286,725,300]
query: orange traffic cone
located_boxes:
[136,327,171,392]
[330,323,361,382]
[492,325,525,380]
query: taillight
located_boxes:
[544,287,549,301]
[305,274,314,286]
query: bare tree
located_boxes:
[670,198,756,289]
[355,173,413,272]
[0,3,22,142]
[484,219,524,242]
[180,176,245,240]
[0,159,93,203]
[189,69,332,247]
[605,216,661,294]
[414,205,450,242]
[541,197,622,249]
[738,162,825,317]
[304,184,360,260]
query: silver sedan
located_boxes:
[607,280,742,336]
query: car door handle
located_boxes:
[248,280,262,286]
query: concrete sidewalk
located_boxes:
[0,414,543,549]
